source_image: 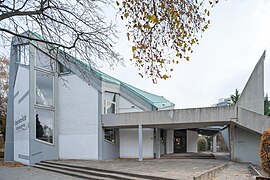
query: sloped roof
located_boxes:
[74,58,174,109]
[29,31,175,110]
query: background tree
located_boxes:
[0,0,122,68]
[230,89,240,105]
[118,0,218,83]
[0,56,8,141]
[264,94,270,116]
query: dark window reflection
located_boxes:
[36,109,53,144]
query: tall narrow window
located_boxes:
[17,45,29,65]
[36,50,54,71]
[36,109,54,144]
[36,71,54,107]
[104,92,117,114]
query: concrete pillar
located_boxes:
[155,128,161,158]
[229,124,235,161]
[212,135,217,153]
[166,130,174,154]
[138,124,143,161]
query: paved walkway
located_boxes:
[0,158,263,180]
[48,158,229,179]
[214,162,256,180]
[0,166,81,180]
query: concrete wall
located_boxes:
[234,126,261,165]
[102,129,119,160]
[166,130,174,154]
[119,128,154,158]
[58,74,99,159]
[118,96,143,113]
[13,65,30,164]
[221,127,230,150]
[187,130,198,153]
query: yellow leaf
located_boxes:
[124,12,129,18]
[162,74,169,80]
[132,46,136,52]
[150,15,158,24]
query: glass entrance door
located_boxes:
[174,130,187,153]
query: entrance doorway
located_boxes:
[174,130,186,153]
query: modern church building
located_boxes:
[5,32,270,166]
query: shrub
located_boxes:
[260,128,270,176]
[197,138,207,152]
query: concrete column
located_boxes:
[212,135,217,153]
[229,124,235,161]
[166,130,174,154]
[138,124,143,161]
[155,128,161,158]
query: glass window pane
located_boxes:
[105,129,116,143]
[36,50,54,71]
[106,101,116,114]
[59,62,71,74]
[17,45,29,65]
[36,109,53,144]
[36,71,54,106]
[104,92,116,102]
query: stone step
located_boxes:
[33,164,112,180]
[34,162,137,180]
[161,154,215,159]
[36,161,176,180]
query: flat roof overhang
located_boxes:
[102,106,235,129]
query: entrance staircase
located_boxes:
[161,153,215,159]
[33,161,176,180]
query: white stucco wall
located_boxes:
[119,128,154,158]
[187,130,198,153]
[14,66,30,164]
[58,74,99,159]
[118,96,143,113]
[166,130,174,154]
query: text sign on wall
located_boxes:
[15,115,28,132]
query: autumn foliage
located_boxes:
[260,128,270,175]
[118,0,218,82]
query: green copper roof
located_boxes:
[30,31,174,109]
[66,54,174,109]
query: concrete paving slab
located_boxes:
[214,162,256,180]
[48,158,229,180]
[0,166,82,180]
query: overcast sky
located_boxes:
[99,0,270,109]
[1,1,270,109]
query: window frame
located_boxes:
[34,108,55,146]
[35,70,55,108]
[104,100,117,114]
[104,129,117,144]
[34,49,55,72]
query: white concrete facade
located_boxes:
[186,130,198,153]
[6,33,269,166]
[58,74,99,159]
[13,66,30,164]
[119,128,154,158]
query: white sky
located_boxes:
[100,0,270,109]
[1,1,270,109]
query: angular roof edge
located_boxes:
[25,31,175,109]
